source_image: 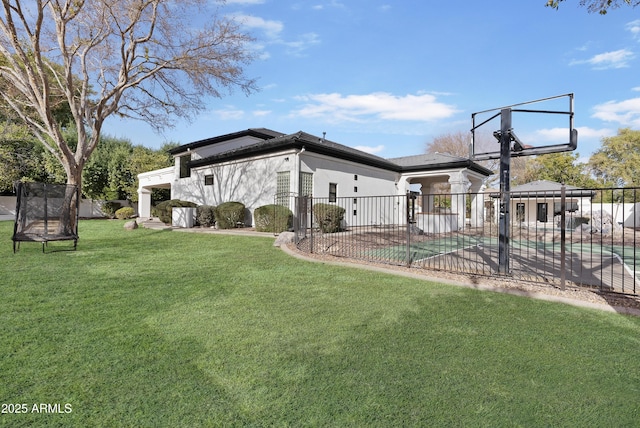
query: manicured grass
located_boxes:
[1,220,640,427]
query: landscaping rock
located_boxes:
[124,220,138,230]
[274,231,294,247]
[409,224,424,235]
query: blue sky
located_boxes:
[103,1,640,161]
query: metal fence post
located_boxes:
[560,184,566,290]
[406,192,411,267]
[309,196,314,254]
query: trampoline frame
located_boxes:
[12,182,80,253]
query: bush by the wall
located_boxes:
[197,205,216,227]
[115,206,135,220]
[254,204,293,233]
[214,202,245,229]
[313,203,345,233]
[101,201,121,218]
[153,199,197,224]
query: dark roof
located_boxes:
[168,128,284,155]
[389,153,493,176]
[188,130,400,171]
[179,128,492,176]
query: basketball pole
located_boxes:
[498,108,512,275]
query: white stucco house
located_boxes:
[489,180,596,225]
[138,128,492,228]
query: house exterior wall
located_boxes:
[172,151,295,223]
[300,152,403,227]
[170,149,403,227]
[503,196,589,225]
[301,152,400,199]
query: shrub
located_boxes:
[313,203,345,233]
[115,206,135,219]
[214,202,245,229]
[196,205,216,227]
[152,199,197,224]
[254,204,293,233]
[101,201,121,218]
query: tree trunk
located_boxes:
[56,162,81,236]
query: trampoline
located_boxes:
[12,182,80,253]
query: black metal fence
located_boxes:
[294,188,640,296]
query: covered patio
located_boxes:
[137,167,174,219]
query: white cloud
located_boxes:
[292,92,459,123]
[353,144,385,154]
[253,110,271,117]
[533,127,572,142]
[573,126,616,139]
[570,49,635,69]
[627,19,640,39]
[282,32,321,56]
[233,14,283,39]
[311,1,345,10]
[231,14,320,57]
[213,107,245,120]
[592,97,640,126]
[524,126,612,146]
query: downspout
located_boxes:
[296,145,306,196]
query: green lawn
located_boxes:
[1,220,640,427]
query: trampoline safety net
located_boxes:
[12,182,80,253]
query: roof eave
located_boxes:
[169,129,282,156]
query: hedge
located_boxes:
[101,201,121,218]
[196,205,216,227]
[313,203,345,233]
[115,206,135,220]
[254,204,293,233]
[214,202,245,229]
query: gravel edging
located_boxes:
[280,242,640,317]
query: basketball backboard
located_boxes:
[470,93,577,161]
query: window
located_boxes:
[276,171,290,207]
[537,203,548,223]
[354,174,358,181]
[179,154,191,178]
[204,175,214,186]
[354,186,358,193]
[300,172,313,197]
[329,183,337,203]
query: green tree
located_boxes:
[589,128,640,187]
[546,0,640,14]
[83,136,134,200]
[125,143,177,203]
[514,152,598,187]
[0,123,46,192]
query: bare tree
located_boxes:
[426,131,470,158]
[0,0,257,194]
[426,131,499,177]
[546,0,640,14]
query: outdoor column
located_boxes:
[448,172,470,230]
[469,183,486,228]
[138,187,152,219]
